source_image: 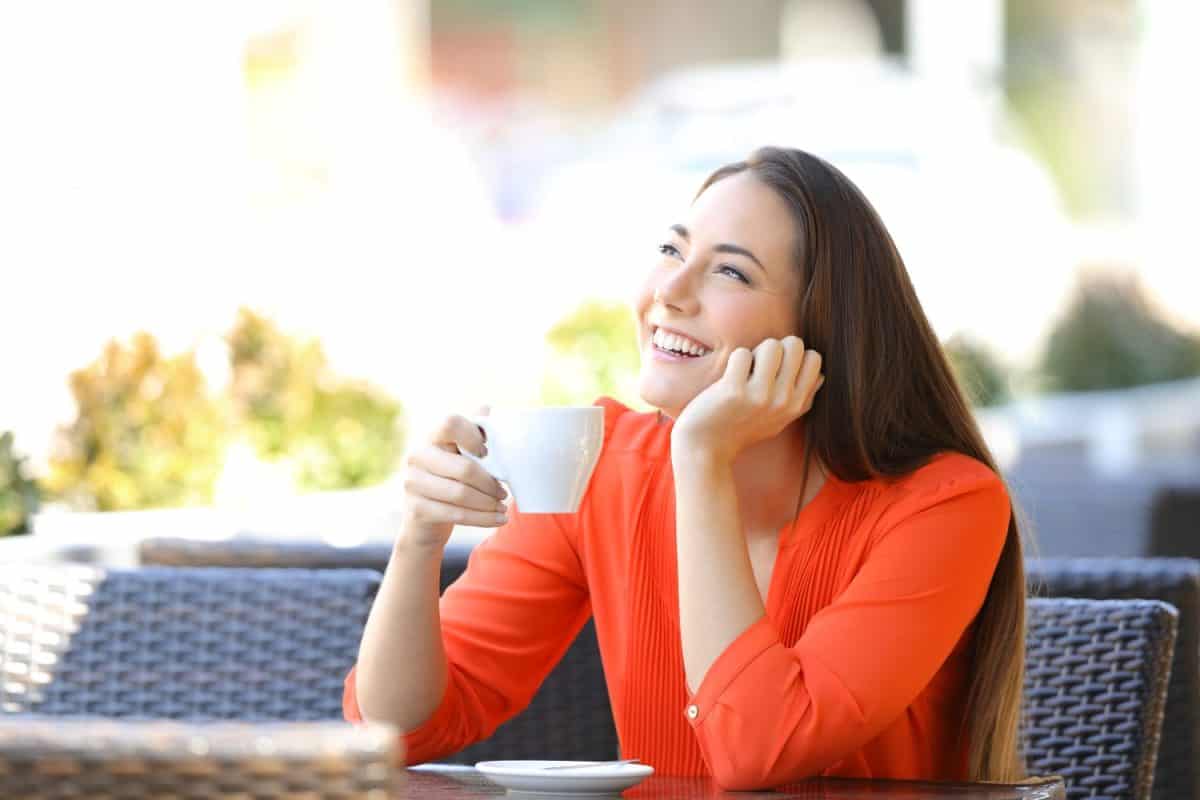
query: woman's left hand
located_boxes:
[671,336,824,465]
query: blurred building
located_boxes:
[428,0,915,111]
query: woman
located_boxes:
[345,147,1026,790]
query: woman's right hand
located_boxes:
[398,407,510,550]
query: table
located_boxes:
[406,764,1066,800]
[0,718,1064,800]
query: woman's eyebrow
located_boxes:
[669,224,766,275]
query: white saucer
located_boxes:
[475,760,654,795]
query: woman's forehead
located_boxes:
[687,173,798,269]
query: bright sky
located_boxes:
[0,2,561,472]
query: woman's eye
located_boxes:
[655,243,748,284]
[718,265,750,284]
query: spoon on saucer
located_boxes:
[542,759,642,770]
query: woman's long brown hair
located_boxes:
[699,147,1025,781]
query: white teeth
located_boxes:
[652,328,710,356]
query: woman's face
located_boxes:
[635,171,803,419]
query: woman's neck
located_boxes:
[729,421,826,535]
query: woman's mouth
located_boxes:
[650,327,712,361]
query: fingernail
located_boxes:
[479,445,488,458]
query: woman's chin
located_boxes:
[637,377,688,420]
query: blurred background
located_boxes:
[1,0,1197,561]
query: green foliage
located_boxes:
[0,432,41,536]
[45,333,228,511]
[228,309,404,492]
[47,310,406,511]
[944,335,1013,408]
[540,300,646,408]
[227,309,330,459]
[290,380,405,491]
[1040,271,1200,392]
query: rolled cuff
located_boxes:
[684,615,781,727]
[342,664,458,766]
[400,681,460,765]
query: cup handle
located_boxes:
[461,416,507,482]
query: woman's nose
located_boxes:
[654,265,698,311]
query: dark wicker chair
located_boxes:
[0,566,380,720]
[137,537,621,762]
[0,717,400,798]
[1027,559,1200,800]
[1148,487,1200,559]
[1023,597,1178,800]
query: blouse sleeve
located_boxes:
[684,464,1010,789]
[343,503,591,765]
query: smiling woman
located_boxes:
[344,146,1026,790]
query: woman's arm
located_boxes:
[346,504,592,764]
[345,398,623,765]
[352,412,506,729]
[673,450,765,693]
[670,337,823,692]
[353,535,449,730]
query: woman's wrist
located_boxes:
[671,429,734,471]
[393,519,450,562]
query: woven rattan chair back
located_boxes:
[139,538,621,762]
[0,717,400,798]
[1023,597,1178,800]
[1027,559,1200,800]
[0,566,380,720]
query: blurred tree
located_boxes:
[540,300,646,408]
[944,335,1013,408]
[1040,271,1200,392]
[227,309,405,492]
[227,309,327,460]
[46,311,407,511]
[45,333,228,510]
[0,431,41,536]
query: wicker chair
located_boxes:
[1023,597,1178,800]
[1027,559,1200,800]
[0,717,400,799]
[137,537,621,762]
[1148,487,1200,559]
[0,566,379,720]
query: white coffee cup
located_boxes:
[461,406,604,514]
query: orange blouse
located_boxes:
[344,397,1010,789]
